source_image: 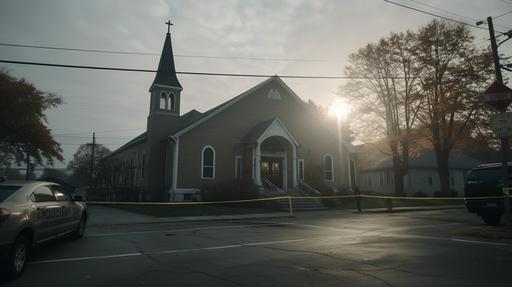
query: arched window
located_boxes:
[169,93,175,111]
[202,146,215,179]
[160,91,168,109]
[324,154,334,181]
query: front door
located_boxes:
[260,157,283,188]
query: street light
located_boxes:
[328,98,352,191]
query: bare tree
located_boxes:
[344,31,422,195]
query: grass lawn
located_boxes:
[110,203,279,217]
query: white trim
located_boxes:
[324,153,334,182]
[171,137,180,198]
[201,145,216,179]
[255,118,300,188]
[234,155,243,179]
[283,151,288,189]
[292,145,297,188]
[256,117,300,147]
[298,159,305,181]
[255,144,261,185]
[252,146,255,180]
[159,91,168,110]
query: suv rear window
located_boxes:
[0,185,21,202]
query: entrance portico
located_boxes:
[249,118,299,190]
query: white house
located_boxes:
[357,149,481,196]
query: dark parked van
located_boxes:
[464,163,510,225]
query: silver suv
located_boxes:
[0,179,87,279]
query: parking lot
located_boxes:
[3,208,512,287]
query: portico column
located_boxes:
[292,144,298,188]
[255,143,262,185]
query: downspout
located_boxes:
[169,135,179,201]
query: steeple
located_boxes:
[151,24,182,90]
[148,21,183,117]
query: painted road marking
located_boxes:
[251,221,512,248]
[29,239,306,265]
[450,238,512,247]
[86,223,283,237]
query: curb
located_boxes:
[349,205,464,213]
[87,212,294,227]
[87,206,465,227]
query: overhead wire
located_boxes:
[404,0,510,30]
[383,0,506,34]
[494,9,512,19]
[0,42,343,63]
[0,59,354,79]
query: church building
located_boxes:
[105,27,353,201]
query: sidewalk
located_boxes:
[87,204,464,227]
[87,205,292,226]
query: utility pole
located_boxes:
[486,16,511,225]
[25,151,30,181]
[89,132,96,191]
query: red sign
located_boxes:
[482,81,512,112]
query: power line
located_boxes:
[405,0,477,22]
[0,42,342,63]
[53,128,145,136]
[494,10,512,19]
[0,59,354,79]
[404,0,510,30]
[383,0,505,34]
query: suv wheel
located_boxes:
[482,212,501,226]
[70,215,86,239]
[5,234,29,279]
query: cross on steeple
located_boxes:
[165,20,173,33]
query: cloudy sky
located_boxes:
[1,0,511,167]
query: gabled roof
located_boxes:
[151,32,182,89]
[172,76,311,138]
[243,118,275,143]
[243,117,300,147]
[106,132,147,159]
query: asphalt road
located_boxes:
[3,209,511,287]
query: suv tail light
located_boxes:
[0,208,11,225]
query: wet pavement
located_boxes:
[3,209,511,287]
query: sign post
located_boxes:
[482,81,512,225]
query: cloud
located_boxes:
[0,0,509,167]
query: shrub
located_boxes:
[413,191,429,197]
[434,189,458,198]
[201,179,259,201]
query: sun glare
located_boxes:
[328,98,351,120]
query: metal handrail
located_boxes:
[298,180,322,196]
[262,177,285,195]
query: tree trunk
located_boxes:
[390,144,405,195]
[435,149,451,195]
[401,140,410,195]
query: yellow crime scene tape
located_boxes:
[87,193,507,206]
